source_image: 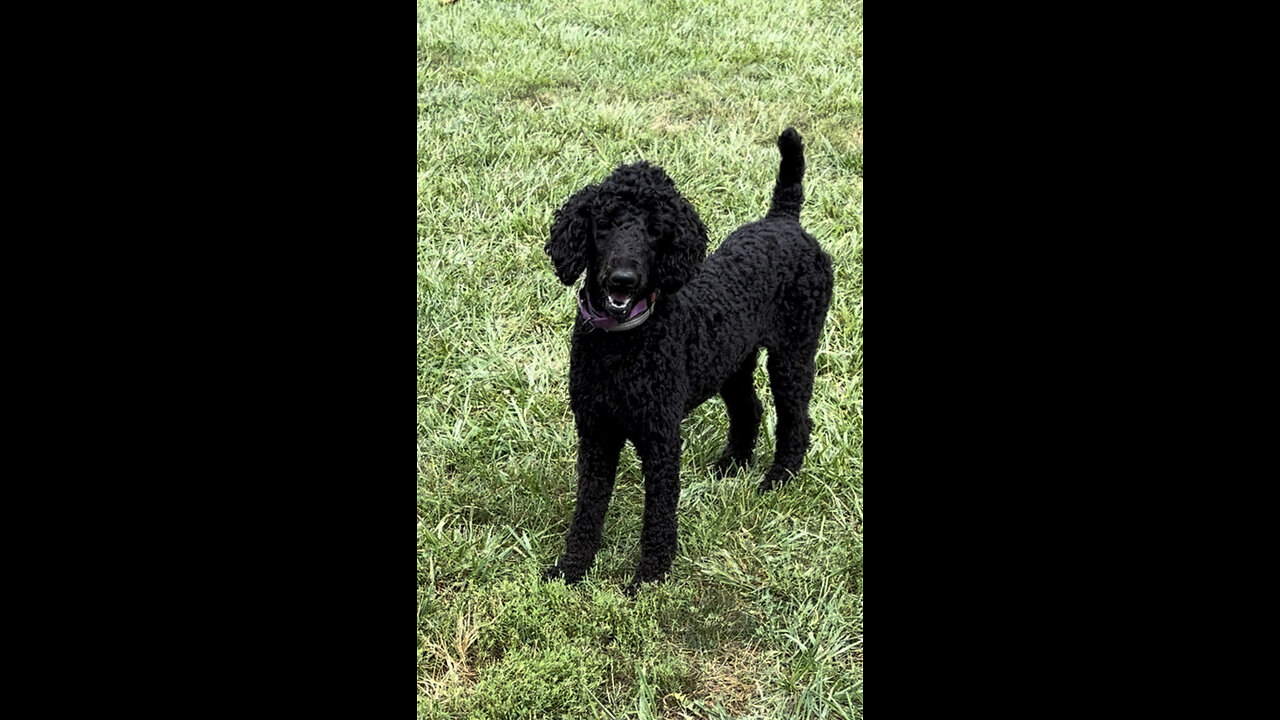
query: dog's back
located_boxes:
[677,128,832,385]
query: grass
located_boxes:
[417,0,862,717]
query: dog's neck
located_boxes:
[577,287,659,332]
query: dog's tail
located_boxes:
[767,127,805,219]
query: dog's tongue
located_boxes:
[610,292,632,305]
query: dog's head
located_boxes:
[545,162,707,321]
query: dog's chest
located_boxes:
[568,342,677,421]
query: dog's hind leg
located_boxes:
[758,251,832,493]
[759,349,818,493]
[713,349,764,477]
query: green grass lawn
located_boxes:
[417,0,862,717]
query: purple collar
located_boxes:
[577,287,659,332]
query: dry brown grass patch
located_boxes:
[418,609,488,699]
[689,643,767,716]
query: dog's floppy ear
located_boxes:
[545,184,596,285]
[653,192,708,295]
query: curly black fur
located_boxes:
[542,128,834,593]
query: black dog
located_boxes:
[543,128,833,592]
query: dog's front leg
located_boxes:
[628,429,682,594]
[543,428,624,584]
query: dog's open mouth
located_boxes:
[606,291,634,315]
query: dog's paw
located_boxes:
[712,456,744,478]
[713,449,751,478]
[624,575,660,597]
[757,468,795,494]
[627,564,669,596]
[542,563,585,584]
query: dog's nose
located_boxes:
[608,268,639,290]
